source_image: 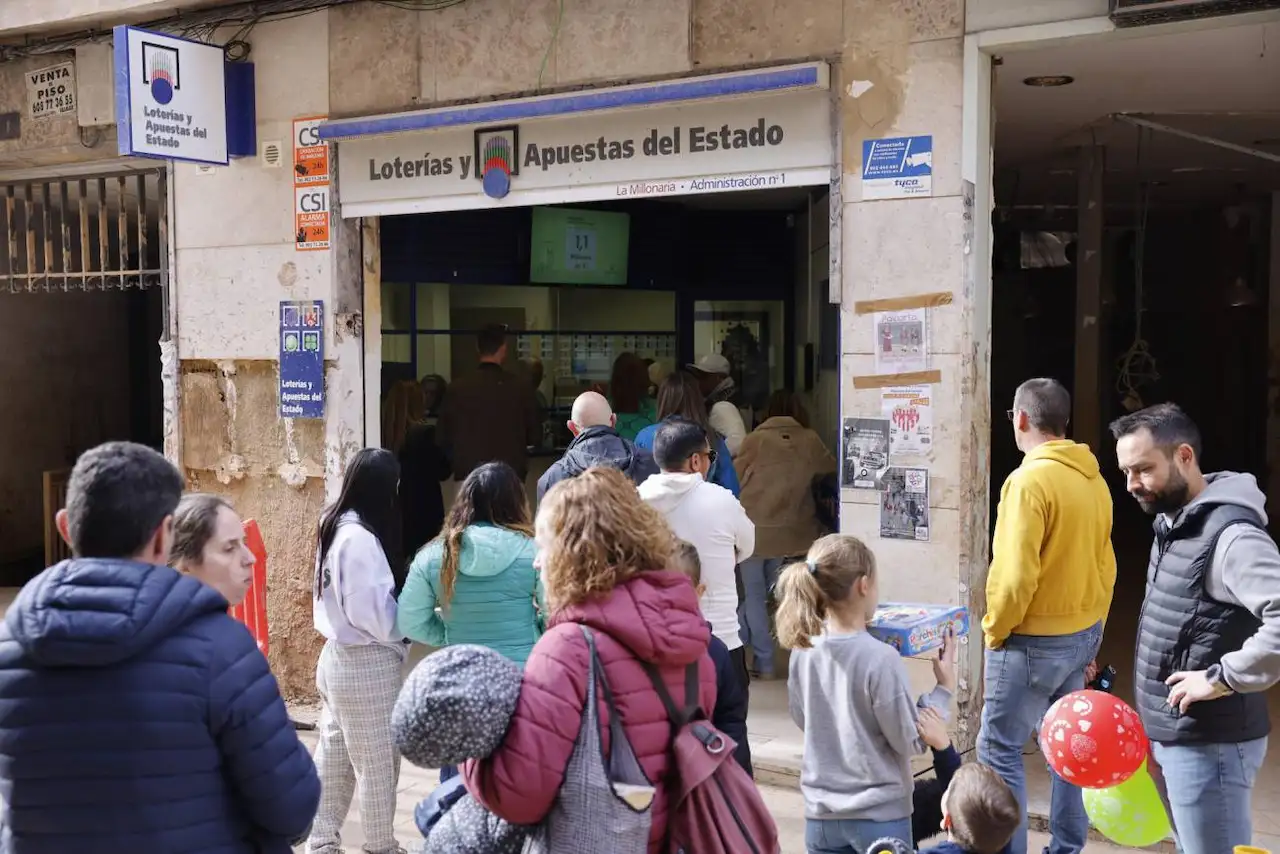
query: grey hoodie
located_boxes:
[1161,471,1280,693]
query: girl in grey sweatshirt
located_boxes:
[777,534,955,853]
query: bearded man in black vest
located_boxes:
[1111,403,1280,854]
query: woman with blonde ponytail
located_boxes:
[396,461,543,782]
[779,534,958,854]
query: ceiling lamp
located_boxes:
[1226,277,1258,308]
[1023,75,1075,87]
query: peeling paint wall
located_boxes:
[171,10,343,699]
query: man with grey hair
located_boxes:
[1111,402,1280,854]
[535,391,658,503]
[977,378,1117,854]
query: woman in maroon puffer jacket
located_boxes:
[463,466,717,853]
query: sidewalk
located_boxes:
[287,720,1133,854]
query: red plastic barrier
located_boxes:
[229,519,269,656]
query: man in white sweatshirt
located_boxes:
[639,418,756,688]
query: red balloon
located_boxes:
[1038,690,1147,789]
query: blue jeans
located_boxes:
[977,623,1101,854]
[738,557,785,675]
[1151,737,1266,854]
[805,817,912,854]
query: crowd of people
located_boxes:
[0,324,1276,854]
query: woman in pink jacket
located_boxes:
[463,466,717,853]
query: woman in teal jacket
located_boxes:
[398,460,543,662]
[398,461,542,782]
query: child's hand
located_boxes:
[933,631,958,693]
[916,707,951,750]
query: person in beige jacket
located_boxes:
[734,391,837,678]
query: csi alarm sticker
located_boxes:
[295,185,331,251]
[293,117,330,185]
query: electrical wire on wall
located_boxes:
[1115,126,1160,413]
[0,0,468,62]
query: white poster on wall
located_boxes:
[27,62,76,120]
[881,386,933,456]
[880,466,930,542]
[113,25,228,165]
[873,309,928,374]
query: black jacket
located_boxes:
[1136,501,1270,744]
[400,421,450,566]
[536,426,658,503]
[912,745,962,848]
[707,631,752,775]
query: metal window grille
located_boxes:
[0,169,168,294]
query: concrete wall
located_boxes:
[0,290,133,563]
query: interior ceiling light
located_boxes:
[1023,75,1074,87]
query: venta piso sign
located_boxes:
[335,90,832,216]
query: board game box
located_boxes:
[869,603,969,657]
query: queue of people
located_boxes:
[4,325,1277,854]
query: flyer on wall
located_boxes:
[881,385,933,456]
[873,309,929,374]
[880,467,930,541]
[841,417,892,490]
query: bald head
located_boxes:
[570,392,614,434]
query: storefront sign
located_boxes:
[861,135,933,200]
[113,26,228,165]
[27,62,76,120]
[279,300,325,419]
[334,91,832,216]
[295,185,331,250]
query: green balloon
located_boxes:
[1083,761,1172,848]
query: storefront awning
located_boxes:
[317,63,828,142]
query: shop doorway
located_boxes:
[988,16,1280,817]
[0,169,168,585]
[375,185,839,510]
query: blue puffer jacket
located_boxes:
[0,559,321,854]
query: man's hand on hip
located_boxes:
[1166,668,1232,713]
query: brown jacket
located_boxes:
[438,363,539,480]
[734,416,836,559]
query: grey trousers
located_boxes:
[306,640,405,854]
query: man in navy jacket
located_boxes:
[0,442,321,853]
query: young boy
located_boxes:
[671,539,753,775]
[914,706,964,847]
[922,763,1020,854]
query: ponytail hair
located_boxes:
[775,533,877,649]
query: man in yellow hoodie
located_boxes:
[976,378,1116,854]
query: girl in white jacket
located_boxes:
[307,448,408,854]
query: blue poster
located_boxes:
[861,135,933,200]
[279,300,324,419]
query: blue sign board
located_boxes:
[861,135,933,200]
[279,300,324,419]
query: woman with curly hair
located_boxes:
[462,467,717,854]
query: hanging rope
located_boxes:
[1115,127,1160,412]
